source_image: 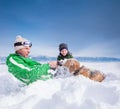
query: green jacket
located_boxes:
[6,53,52,85]
[57,52,73,61]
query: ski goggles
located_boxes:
[14,41,32,47]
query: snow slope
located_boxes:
[0,62,120,109]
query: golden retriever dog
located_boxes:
[63,59,105,82]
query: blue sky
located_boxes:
[0,0,120,57]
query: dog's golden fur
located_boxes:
[63,59,105,82]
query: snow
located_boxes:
[0,62,120,109]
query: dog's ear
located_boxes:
[63,59,70,67]
[74,60,80,70]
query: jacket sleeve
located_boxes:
[69,54,73,58]
[6,55,51,85]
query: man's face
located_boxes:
[17,46,31,58]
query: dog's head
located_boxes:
[63,59,80,73]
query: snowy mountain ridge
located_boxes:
[0,56,120,64]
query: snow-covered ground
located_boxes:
[0,62,120,109]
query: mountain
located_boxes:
[30,56,120,62]
[0,56,6,64]
[1,56,120,64]
[76,57,120,62]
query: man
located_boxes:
[6,35,57,85]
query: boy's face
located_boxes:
[17,46,31,58]
[60,49,68,56]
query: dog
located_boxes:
[63,58,105,82]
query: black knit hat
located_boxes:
[59,43,68,51]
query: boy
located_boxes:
[57,43,73,65]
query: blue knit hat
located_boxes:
[59,43,68,51]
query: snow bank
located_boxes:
[0,62,120,109]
